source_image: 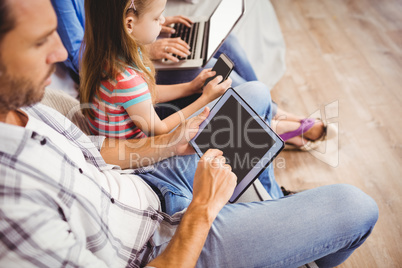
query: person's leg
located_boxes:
[214,34,259,82]
[139,154,281,215]
[197,184,379,268]
[138,154,198,215]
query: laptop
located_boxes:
[190,88,284,203]
[154,0,245,70]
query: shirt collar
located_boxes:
[0,119,33,157]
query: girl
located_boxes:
[80,0,231,139]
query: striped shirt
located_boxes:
[0,104,183,267]
[88,65,151,139]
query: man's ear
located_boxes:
[125,15,135,34]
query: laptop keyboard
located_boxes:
[171,22,200,60]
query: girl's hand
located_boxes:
[190,69,216,93]
[202,75,232,102]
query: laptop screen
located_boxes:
[207,0,244,61]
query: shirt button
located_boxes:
[111,198,115,204]
[78,168,83,174]
[40,138,47,145]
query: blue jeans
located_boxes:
[214,34,259,82]
[194,184,379,267]
[141,81,283,215]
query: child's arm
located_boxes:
[126,75,232,136]
[155,69,215,103]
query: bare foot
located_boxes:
[304,120,325,141]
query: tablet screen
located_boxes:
[191,88,284,202]
[193,95,276,185]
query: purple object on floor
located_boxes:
[279,118,315,141]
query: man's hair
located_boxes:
[0,0,15,44]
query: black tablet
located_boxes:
[190,87,284,203]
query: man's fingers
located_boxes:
[184,107,209,140]
[228,172,237,187]
[188,107,209,129]
[223,164,233,172]
[205,154,234,174]
[195,107,209,125]
[210,155,226,168]
[217,155,227,166]
[201,149,224,161]
[199,106,210,119]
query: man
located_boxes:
[0,0,378,267]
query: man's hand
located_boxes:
[168,107,210,156]
[146,149,236,268]
[191,149,237,220]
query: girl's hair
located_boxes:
[80,0,156,119]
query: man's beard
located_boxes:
[0,63,55,113]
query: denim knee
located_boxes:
[331,184,379,229]
[234,81,273,121]
[163,190,192,216]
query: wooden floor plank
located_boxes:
[270,0,402,267]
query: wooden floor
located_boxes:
[269,0,402,267]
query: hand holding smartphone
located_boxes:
[204,53,234,87]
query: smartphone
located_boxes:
[204,53,234,87]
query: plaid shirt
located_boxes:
[0,104,183,267]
